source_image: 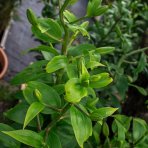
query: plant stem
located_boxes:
[125,47,148,57]
[44,103,61,112]
[74,104,90,117]
[59,0,70,55]
[118,47,148,67]
[68,31,79,47]
[70,16,88,24]
[44,103,72,141]
[37,114,41,132]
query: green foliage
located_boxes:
[0,0,148,148]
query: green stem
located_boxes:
[70,16,88,24]
[123,60,137,65]
[74,104,90,117]
[118,47,148,67]
[59,0,70,55]
[43,103,61,112]
[68,31,79,47]
[44,103,72,141]
[125,47,148,57]
[37,115,41,132]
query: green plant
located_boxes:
[0,0,147,147]
[0,0,118,147]
[88,0,148,112]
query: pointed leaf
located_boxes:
[90,107,118,121]
[96,47,115,54]
[133,118,147,143]
[89,73,113,88]
[70,106,92,148]
[32,18,62,43]
[26,9,37,26]
[103,122,109,137]
[130,84,147,96]
[11,60,48,85]
[4,103,39,127]
[23,81,61,114]
[46,55,68,73]
[0,124,20,148]
[2,130,44,148]
[28,45,59,55]
[87,0,108,17]
[23,102,45,129]
[115,119,126,141]
[64,10,77,23]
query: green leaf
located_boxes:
[64,10,77,23]
[65,78,88,103]
[0,123,20,148]
[41,51,53,60]
[80,59,90,82]
[4,103,39,127]
[113,115,132,131]
[46,131,62,148]
[90,107,118,121]
[87,0,108,17]
[86,61,105,70]
[133,118,147,143]
[129,84,147,96]
[115,119,127,141]
[68,22,90,38]
[68,44,96,56]
[89,73,113,88]
[23,102,45,129]
[70,106,92,148]
[32,18,62,43]
[11,60,48,85]
[23,81,61,114]
[53,84,65,95]
[46,55,68,73]
[134,52,147,74]
[28,45,59,55]
[2,130,44,148]
[116,75,128,100]
[66,63,78,79]
[96,47,115,54]
[103,122,109,137]
[26,9,37,26]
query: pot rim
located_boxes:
[0,47,8,79]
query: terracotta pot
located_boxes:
[0,48,8,79]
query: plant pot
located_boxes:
[0,48,8,79]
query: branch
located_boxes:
[59,0,70,55]
[125,47,148,57]
[44,103,72,141]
